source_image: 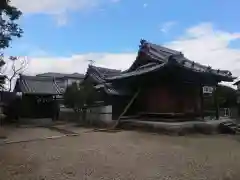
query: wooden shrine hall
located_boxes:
[84,40,235,122]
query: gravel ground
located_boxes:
[1,128,240,180]
[3,127,63,142]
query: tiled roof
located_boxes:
[84,65,126,96]
[83,40,235,97]
[106,39,235,82]
[85,65,121,84]
[15,75,63,95]
[37,72,85,79]
[94,83,131,96]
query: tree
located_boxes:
[217,85,237,108]
[0,0,23,49]
[204,85,238,111]
[0,56,28,91]
[0,0,23,90]
[0,0,22,133]
[64,82,96,121]
[64,82,82,112]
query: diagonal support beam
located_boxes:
[113,88,141,128]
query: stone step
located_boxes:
[220,122,240,134]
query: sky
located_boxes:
[3,0,240,85]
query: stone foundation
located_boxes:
[120,118,235,135]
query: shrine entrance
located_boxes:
[20,95,55,119]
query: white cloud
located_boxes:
[11,0,99,14]
[8,22,240,88]
[167,23,240,77]
[25,53,136,75]
[11,0,118,25]
[160,21,177,33]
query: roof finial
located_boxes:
[140,39,146,45]
[207,66,212,71]
[88,60,95,66]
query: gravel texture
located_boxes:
[3,127,63,142]
[1,128,240,180]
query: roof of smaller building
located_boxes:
[83,65,126,96]
[37,72,85,79]
[85,65,121,84]
[15,75,63,95]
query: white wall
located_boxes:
[86,105,113,125]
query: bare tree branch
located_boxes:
[3,56,29,91]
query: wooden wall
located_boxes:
[142,84,201,114]
[110,83,202,119]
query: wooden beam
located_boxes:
[113,88,141,128]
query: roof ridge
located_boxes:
[140,39,181,55]
[89,65,121,72]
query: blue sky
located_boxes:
[4,0,240,80]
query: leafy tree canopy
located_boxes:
[0,0,23,50]
[0,1,23,88]
[217,85,237,107]
[64,82,96,112]
[204,85,238,109]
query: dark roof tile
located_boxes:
[85,65,121,84]
[15,75,62,95]
[37,72,85,79]
[106,39,235,82]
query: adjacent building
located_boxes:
[14,75,62,119]
[37,72,84,92]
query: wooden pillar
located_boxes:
[214,85,220,120]
[199,85,204,120]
